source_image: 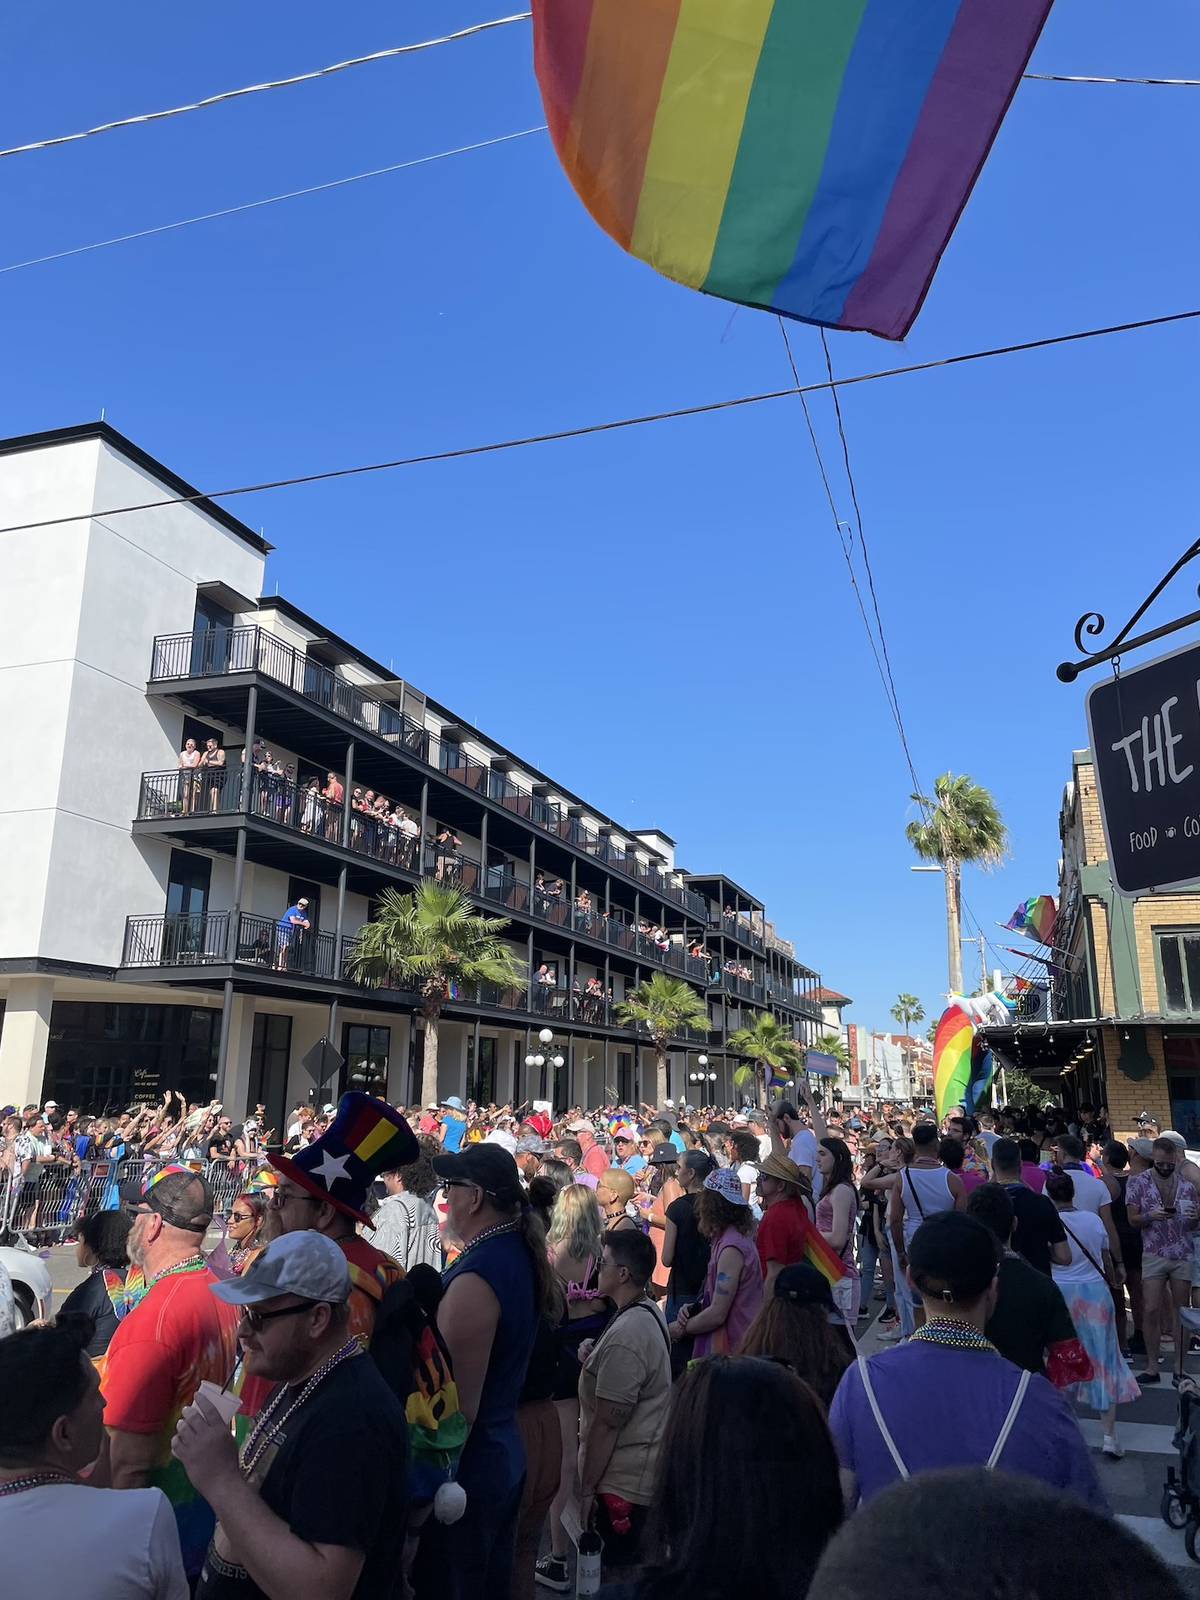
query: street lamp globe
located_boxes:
[538,1027,554,1045]
[552,1054,565,1069]
[698,1054,709,1067]
[533,1053,546,1068]
[524,1054,536,1069]
[708,1072,717,1082]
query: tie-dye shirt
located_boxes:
[102,1263,240,1578]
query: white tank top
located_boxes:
[901,1165,954,1247]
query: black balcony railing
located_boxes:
[151,627,707,914]
[123,911,230,966]
[150,627,429,757]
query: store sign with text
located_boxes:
[1087,639,1200,895]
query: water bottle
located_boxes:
[576,1528,602,1596]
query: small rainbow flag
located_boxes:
[532,0,1052,339]
[1004,895,1058,946]
[934,1004,975,1121]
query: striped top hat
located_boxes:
[270,1092,418,1227]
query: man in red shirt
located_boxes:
[567,1117,609,1180]
[102,1165,241,1583]
[753,1153,814,1290]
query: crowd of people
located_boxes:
[0,1087,1191,1599]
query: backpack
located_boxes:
[369,1265,468,1504]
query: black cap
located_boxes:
[650,1144,678,1166]
[908,1211,999,1303]
[432,1144,523,1204]
[774,1262,834,1311]
[121,1166,213,1232]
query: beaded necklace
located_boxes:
[910,1316,997,1354]
[240,1339,361,1475]
[0,1469,75,1498]
[453,1219,518,1264]
[150,1253,207,1287]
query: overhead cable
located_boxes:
[1,306,1196,537]
[1023,71,1200,86]
[0,127,547,275]
[0,12,533,160]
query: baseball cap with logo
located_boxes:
[122,1165,214,1231]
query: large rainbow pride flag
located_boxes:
[933,1002,995,1120]
[532,0,1053,339]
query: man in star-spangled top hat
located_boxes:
[265,1092,419,1348]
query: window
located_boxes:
[617,1051,633,1105]
[342,1024,390,1098]
[249,1014,292,1136]
[45,1002,218,1111]
[191,595,233,676]
[1157,931,1200,1016]
[467,1036,496,1106]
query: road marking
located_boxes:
[1118,1515,1195,1570]
[1079,1419,1177,1455]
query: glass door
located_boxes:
[341,1024,390,1099]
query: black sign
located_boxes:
[1086,639,1200,895]
[301,1036,344,1093]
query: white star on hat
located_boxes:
[312,1150,351,1188]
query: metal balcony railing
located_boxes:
[152,626,701,913]
[121,909,336,979]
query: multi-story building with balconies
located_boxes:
[0,422,825,1132]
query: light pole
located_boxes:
[524,1026,564,1103]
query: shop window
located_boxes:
[1156,931,1200,1015]
[249,1014,292,1135]
[342,1024,390,1099]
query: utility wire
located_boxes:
[1,305,1197,537]
[777,318,908,754]
[0,127,546,275]
[1023,71,1200,86]
[817,325,925,807]
[0,12,533,160]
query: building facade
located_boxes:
[0,423,824,1128]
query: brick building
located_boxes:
[982,749,1200,1141]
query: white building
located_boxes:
[0,423,825,1127]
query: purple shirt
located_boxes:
[829,1343,1106,1512]
[1126,1171,1200,1260]
[573,1172,599,1190]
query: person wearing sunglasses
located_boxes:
[225,1188,275,1277]
[100,1168,241,1585]
[173,1232,408,1600]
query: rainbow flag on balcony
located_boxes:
[1004,895,1057,946]
[531,0,1052,339]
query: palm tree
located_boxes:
[616,975,711,1108]
[906,773,1007,994]
[345,881,526,1109]
[814,1031,849,1070]
[727,1012,802,1107]
[890,994,925,1099]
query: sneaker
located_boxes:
[1188,1336,1200,1354]
[857,1306,871,1320]
[535,1557,570,1593]
[879,1310,900,1326]
[1137,1371,1162,1386]
[1101,1434,1124,1459]
[876,1324,904,1343]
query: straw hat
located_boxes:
[751,1153,806,1188]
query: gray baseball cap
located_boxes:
[210,1231,350,1306]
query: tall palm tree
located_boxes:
[814,1031,849,1069]
[345,881,526,1109]
[616,975,711,1108]
[727,1012,802,1107]
[906,773,1007,994]
[890,994,925,1100]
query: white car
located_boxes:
[0,1243,53,1329]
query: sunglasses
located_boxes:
[230,1211,255,1224]
[442,1178,482,1193]
[239,1302,318,1331]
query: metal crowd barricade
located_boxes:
[0,1152,269,1245]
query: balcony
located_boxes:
[709,909,765,954]
[121,911,708,1042]
[714,970,766,1005]
[137,771,707,984]
[150,627,706,915]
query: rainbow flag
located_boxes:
[933,1004,974,1121]
[1004,895,1058,946]
[532,0,1052,339]
[796,1209,854,1318]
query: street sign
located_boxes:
[1086,638,1200,895]
[301,1036,344,1092]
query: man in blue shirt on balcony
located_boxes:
[275,898,310,970]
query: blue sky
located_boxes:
[3,2,1199,1032]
